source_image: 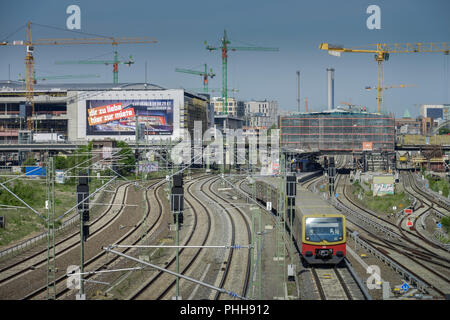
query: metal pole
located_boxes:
[136,115,139,182]
[103,247,247,299]
[282,154,287,292]
[112,244,252,249]
[176,209,180,299]
[258,207,262,300]
[145,61,148,83]
[79,200,85,299]
[46,156,56,300]
[250,206,256,298]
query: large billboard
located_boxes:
[86,99,174,136]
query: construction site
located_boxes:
[0,1,449,311]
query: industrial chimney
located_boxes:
[296,70,300,113]
[327,68,334,110]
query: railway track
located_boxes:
[129,175,214,300]
[129,174,252,300]
[339,174,450,260]
[21,178,165,300]
[204,177,252,299]
[310,265,354,300]
[404,172,450,213]
[236,173,369,300]
[334,174,450,298]
[401,172,450,251]
[0,180,133,299]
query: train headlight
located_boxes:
[306,237,310,240]
[339,236,342,240]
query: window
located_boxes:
[304,217,343,242]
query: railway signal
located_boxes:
[76,171,89,300]
[170,172,184,300]
[171,173,184,226]
[286,174,297,280]
[76,172,90,241]
[286,175,297,197]
[327,157,336,196]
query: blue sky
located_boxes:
[0,0,449,117]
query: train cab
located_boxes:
[301,213,346,265]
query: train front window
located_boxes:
[305,217,343,242]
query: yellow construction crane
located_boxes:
[0,21,157,130]
[319,42,449,114]
[365,84,416,91]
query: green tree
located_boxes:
[21,157,37,173]
[438,127,450,135]
[63,142,94,184]
[55,156,68,169]
[23,157,37,166]
[442,183,449,198]
[441,216,450,230]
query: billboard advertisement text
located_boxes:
[86,99,173,136]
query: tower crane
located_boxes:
[55,52,134,84]
[205,30,278,114]
[18,72,100,83]
[186,88,239,95]
[175,64,215,94]
[319,42,449,113]
[0,21,157,130]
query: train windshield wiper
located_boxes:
[311,230,325,242]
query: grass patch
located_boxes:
[351,181,411,215]
[440,216,450,242]
[0,209,44,246]
[287,281,297,297]
[425,175,450,197]
[0,176,107,247]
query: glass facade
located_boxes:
[280,111,395,152]
[426,108,443,120]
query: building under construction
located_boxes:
[0,81,209,144]
[280,109,395,153]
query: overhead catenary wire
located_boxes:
[0,23,27,42]
[0,181,44,220]
[29,21,115,40]
[103,246,248,300]
[56,175,118,221]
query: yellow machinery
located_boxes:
[319,42,449,114]
[365,84,416,91]
[0,21,157,130]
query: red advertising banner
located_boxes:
[88,103,135,125]
[88,103,123,117]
